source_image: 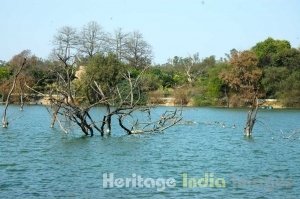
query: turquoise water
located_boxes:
[0,105,300,198]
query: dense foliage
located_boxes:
[0,24,299,108]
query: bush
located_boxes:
[173,87,189,105]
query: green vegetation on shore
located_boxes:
[0,22,299,107]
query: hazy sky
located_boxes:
[1,0,299,64]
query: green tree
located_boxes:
[0,66,10,100]
[278,71,300,107]
[272,48,300,69]
[251,37,291,67]
[0,67,10,82]
[261,67,290,98]
[82,53,125,103]
[194,63,224,106]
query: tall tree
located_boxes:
[124,31,152,68]
[220,50,262,136]
[278,71,300,107]
[220,50,262,106]
[52,26,78,63]
[251,37,291,67]
[261,67,290,98]
[110,28,130,61]
[78,21,108,58]
[271,48,300,69]
[44,27,181,136]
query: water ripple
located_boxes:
[0,106,299,198]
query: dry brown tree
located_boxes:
[220,50,263,136]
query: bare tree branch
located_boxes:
[2,58,26,128]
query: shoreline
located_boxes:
[0,102,299,109]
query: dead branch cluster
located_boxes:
[46,57,182,136]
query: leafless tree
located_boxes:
[49,26,80,130]
[244,96,259,136]
[169,53,201,84]
[109,28,130,61]
[47,43,181,136]
[182,53,201,84]
[4,26,181,136]
[124,31,152,68]
[47,60,182,136]
[89,67,182,136]
[2,51,28,127]
[78,21,109,57]
[52,26,78,64]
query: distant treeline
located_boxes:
[149,37,300,107]
[0,22,299,107]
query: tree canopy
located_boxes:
[0,23,299,108]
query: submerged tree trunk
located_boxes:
[19,81,24,111]
[118,115,132,135]
[50,104,60,128]
[100,104,112,136]
[244,97,258,137]
[2,58,26,128]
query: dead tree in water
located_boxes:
[244,97,259,137]
[18,79,25,111]
[46,63,182,136]
[2,58,26,127]
[91,70,182,136]
[46,54,181,136]
[219,50,262,136]
[41,26,182,136]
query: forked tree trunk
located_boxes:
[2,58,26,128]
[244,97,258,136]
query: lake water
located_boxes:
[0,105,300,198]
